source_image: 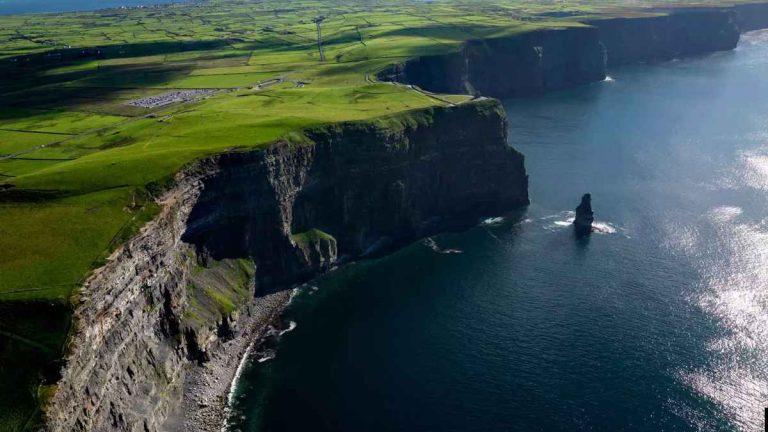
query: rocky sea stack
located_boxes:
[574,193,594,237]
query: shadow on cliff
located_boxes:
[0,37,265,113]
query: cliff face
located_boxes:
[44,173,201,432]
[45,6,768,430]
[44,100,528,432]
[184,101,528,281]
[589,9,741,67]
[378,27,607,98]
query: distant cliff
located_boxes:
[589,8,741,66]
[380,5,768,96]
[44,100,528,432]
[378,27,606,98]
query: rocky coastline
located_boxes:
[377,26,607,97]
[164,290,292,432]
[43,4,768,432]
[378,5,768,97]
[44,100,528,431]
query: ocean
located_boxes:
[0,0,180,15]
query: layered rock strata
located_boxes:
[44,100,529,431]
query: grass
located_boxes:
[292,228,336,249]
[0,131,62,156]
[0,0,762,429]
[185,258,256,325]
[0,108,126,134]
[0,188,158,302]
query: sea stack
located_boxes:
[574,193,594,236]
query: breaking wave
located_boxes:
[422,237,463,254]
[257,351,276,363]
[279,321,297,336]
[482,216,505,225]
[541,211,622,235]
[286,287,301,305]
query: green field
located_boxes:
[0,0,760,429]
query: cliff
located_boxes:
[43,99,528,431]
[735,2,768,32]
[377,27,606,98]
[589,8,741,66]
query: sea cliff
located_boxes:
[377,27,606,98]
[43,100,528,431]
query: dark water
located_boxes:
[0,0,180,15]
[228,31,768,432]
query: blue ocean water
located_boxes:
[0,0,180,15]
[228,31,768,432]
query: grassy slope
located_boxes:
[0,0,760,429]
[0,0,578,302]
